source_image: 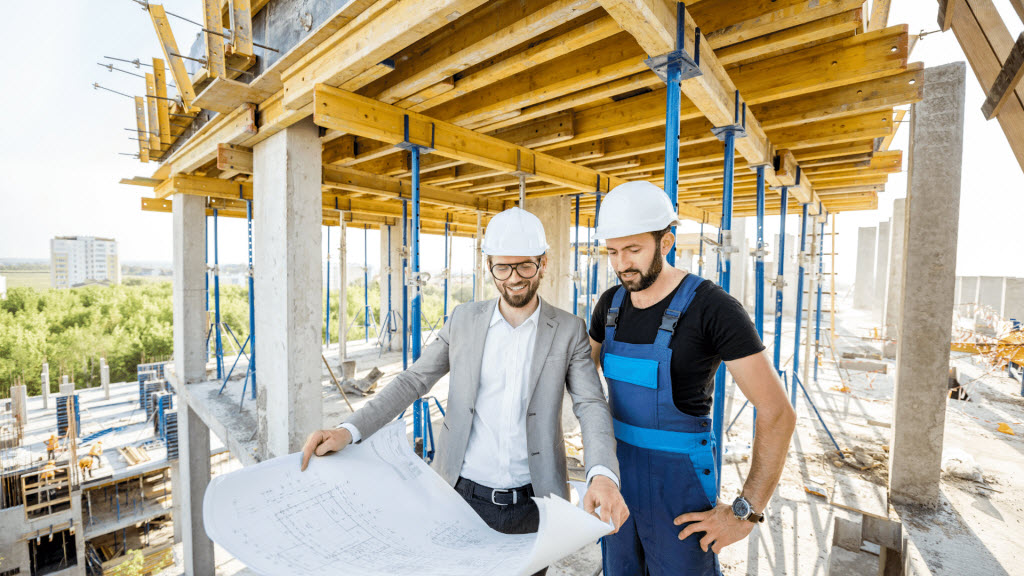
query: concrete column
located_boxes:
[729,219,747,307]
[532,196,572,311]
[474,213,485,301]
[883,199,906,345]
[958,276,979,305]
[1003,278,1024,321]
[62,374,69,387]
[254,117,322,459]
[954,276,962,306]
[11,384,27,429]
[853,226,876,310]
[679,249,695,272]
[889,63,966,508]
[180,404,214,574]
[337,221,348,360]
[60,382,75,397]
[379,222,404,352]
[173,193,209,385]
[41,363,50,408]
[100,358,110,400]
[873,221,890,324]
[977,276,1005,314]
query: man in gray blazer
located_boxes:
[302,208,628,570]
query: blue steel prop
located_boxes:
[402,200,409,370]
[772,186,789,374]
[325,227,331,346]
[586,218,593,328]
[363,225,371,342]
[444,215,450,322]
[218,196,256,406]
[645,2,702,267]
[213,209,224,380]
[792,202,809,407]
[395,115,442,459]
[814,216,825,382]
[574,195,581,316]
[709,90,747,486]
[725,165,766,438]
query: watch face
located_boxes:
[732,497,750,518]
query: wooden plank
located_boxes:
[142,198,173,213]
[830,474,889,520]
[281,0,491,111]
[869,0,893,31]
[878,109,907,151]
[134,97,149,163]
[323,135,356,165]
[194,76,276,114]
[148,4,197,109]
[948,0,1024,171]
[692,0,865,48]
[323,165,510,213]
[371,0,601,105]
[203,0,227,79]
[715,9,864,66]
[145,73,161,153]
[982,32,1024,119]
[487,111,575,148]
[217,144,254,173]
[155,174,253,200]
[153,59,173,145]
[229,0,254,57]
[409,15,623,113]
[938,0,959,31]
[167,103,257,175]
[121,177,163,187]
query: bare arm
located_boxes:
[725,350,795,512]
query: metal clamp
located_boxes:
[710,90,748,141]
[394,115,436,153]
[751,242,768,259]
[406,272,431,287]
[643,4,703,83]
[769,274,788,288]
[797,251,811,266]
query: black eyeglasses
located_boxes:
[490,261,540,281]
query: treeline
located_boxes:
[0,276,483,398]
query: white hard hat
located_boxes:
[594,181,680,240]
[482,207,549,256]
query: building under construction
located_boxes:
[4,0,1019,574]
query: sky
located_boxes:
[1,1,1022,285]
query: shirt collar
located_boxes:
[490,298,542,329]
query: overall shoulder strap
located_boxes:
[604,286,627,343]
[654,274,705,347]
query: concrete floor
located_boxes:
[160,292,1024,575]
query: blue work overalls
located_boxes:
[600,274,721,576]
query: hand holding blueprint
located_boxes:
[203,421,613,575]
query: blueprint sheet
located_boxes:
[203,421,613,576]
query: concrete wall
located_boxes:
[958,276,979,305]
[532,196,572,312]
[977,276,1005,314]
[1004,278,1024,321]
[853,226,876,310]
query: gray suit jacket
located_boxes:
[344,297,619,499]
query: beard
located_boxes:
[497,270,543,308]
[617,252,663,292]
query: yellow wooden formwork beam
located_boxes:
[281,0,491,111]
[692,0,865,48]
[155,174,253,200]
[714,9,864,66]
[203,0,227,79]
[145,73,161,154]
[322,165,510,213]
[217,144,254,174]
[134,97,149,163]
[148,3,197,110]
[228,0,254,57]
[153,58,173,146]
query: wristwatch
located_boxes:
[731,496,765,523]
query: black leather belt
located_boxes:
[457,477,534,506]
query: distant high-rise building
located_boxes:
[50,236,121,289]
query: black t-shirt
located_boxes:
[589,277,765,417]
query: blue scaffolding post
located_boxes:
[710,90,747,486]
[325,226,331,346]
[219,196,256,405]
[772,186,789,374]
[363,225,371,342]
[395,115,442,460]
[402,200,409,370]
[792,201,809,408]
[213,208,224,380]
[443,215,450,323]
[814,214,826,382]
[644,2,701,267]
[593,185,603,299]
[204,215,210,355]
[726,164,766,438]
[585,218,593,327]
[573,195,581,316]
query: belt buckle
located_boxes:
[491,488,516,506]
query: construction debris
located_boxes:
[343,367,384,396]
[941,447,984,482]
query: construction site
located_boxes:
[2,0,1024,574]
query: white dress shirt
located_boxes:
[342,300,618,490]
